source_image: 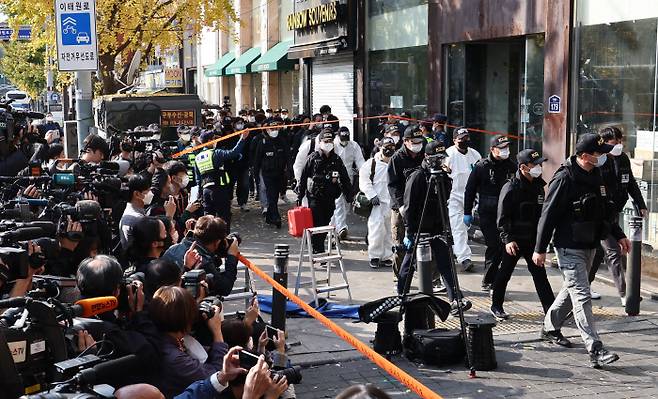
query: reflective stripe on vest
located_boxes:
[196,149,214,174]
[187,153,196,180]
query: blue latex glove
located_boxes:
[370,196,381,206]
[403,236,414,250]
[463,215,473,227]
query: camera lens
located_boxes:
[271,366,302,385]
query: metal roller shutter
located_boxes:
[311,53,355,133]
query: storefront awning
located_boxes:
[225,47,261,75]
[204,52,236,77]
[251,41,296,72]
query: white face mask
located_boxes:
[529,164,542,178]
[235,123,245,131]
[265,112,272,118]
[610,143,623,157]
[593,154,607,167]
[282,113,289,119]
[180,175,190,188]
[409,143,423,153]
[497,147,510,159]
[320,142,334,153]
[179,134,191,143]
[268,130,279,138]
[142,190,154,206]
[391,135,400,145]
[248,116,256,123]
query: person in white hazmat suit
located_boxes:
[445,127,481,272]
[359,137,396,269]
[332,126,365,239]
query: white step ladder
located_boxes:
[294,226,353,306]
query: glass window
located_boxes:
[279,0,294,41]
[367,45,427,139]
[574,3,658,249]
[367,0,427,51]
[251,0,261,45]
[446,44,465,130]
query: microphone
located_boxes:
[77,354,139,386]
[72,296,118,318]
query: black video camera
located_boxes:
[216,232,241,258]
[182,269,214,299]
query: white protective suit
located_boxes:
[332,136,365,233]
[445,145,481,263]
[293,135,321,207]
[359,152,393,261]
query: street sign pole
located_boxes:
[75,71,93,148]
[55,0,99,145]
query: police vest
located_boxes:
[196,149,231,186]
[187,152,196,183]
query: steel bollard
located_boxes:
[272,244,289,331]
[626,216,643,316]
[416,234,435,325]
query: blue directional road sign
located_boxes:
[55,0,98,71]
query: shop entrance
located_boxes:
[445,34,545,155]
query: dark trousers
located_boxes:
[491,243,555,313]
[262,174,283,223]
[236,168,250,206]
[203,184,233,231]
[397,237,460,302]
[309,198,336,253]
[480,211,503,286]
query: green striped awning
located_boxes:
[204,52,236,77]
[225,47,261,75]
[251,41,295,72]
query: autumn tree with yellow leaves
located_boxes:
[1,0,236,94]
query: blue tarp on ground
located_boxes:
[257,294,360,319]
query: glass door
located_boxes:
[520,34,545,152]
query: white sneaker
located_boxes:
[591,289,602,300]
[621,297,627,307]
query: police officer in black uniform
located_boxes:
[463,135,517,291]
[589,126,647,304]
[490,149,555,320]
[400,141,472,315]
[387,125,425,276]
[533,133,629,368]
[297,129,353,253]
[253,118,288,228]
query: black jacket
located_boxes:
[403,164,452,236]
[252,134,289,178]
[600,153,647,212]
[298,150,352,203]
[464,153,517,215]
[497,172,546,245]
[387,147,424,210]
[535,156,625,253]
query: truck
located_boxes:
[93,93,206,140]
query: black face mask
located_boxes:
[457,141,469,150]
[382,147,396,158]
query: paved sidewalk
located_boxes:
[228,195,658,398]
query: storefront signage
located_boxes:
[287,0,354,58]
[160,110,195,127]
[164,68,183,88]
[287,1,338,31]
[548,95,561,113]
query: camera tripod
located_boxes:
[400,165,476,378]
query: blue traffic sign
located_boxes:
[60,13,91,46]
[0,28,12,41]
[17,27,31,40]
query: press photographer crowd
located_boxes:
[0,99,644,398]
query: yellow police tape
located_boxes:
[237,254,443,399]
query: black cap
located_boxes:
[267,117,284,127]
[576,133,614,154]
[200,129,215,143]
[319,128,334,141]
[425,140,446,155]
[517,149,546,165]
[433,113,448,123]
[381,137,396,147]
[385,124,400,134]
[319,105,332,114]
[454,127,469,140]
[403,125,423,140]
[491,135,511,148]
[338,126,350,137]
